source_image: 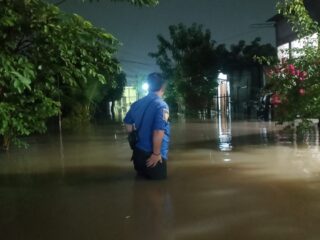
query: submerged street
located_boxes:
[1,120,320,240]
[2,1,320,240]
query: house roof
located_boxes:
[267,14,284,23]
[305,0,320,22]
[268,1,320,23]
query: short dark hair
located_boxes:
[147,72,166,92]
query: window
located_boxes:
[291,33,318,58]
[277,43,289,61]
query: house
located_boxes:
[267,1,320,61]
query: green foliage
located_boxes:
[266,46,320,122]
[150,23,227,115]
[62,71,127,124]
[0,0,121,150]
[150,24,277,116]
[226,38,277,71]
[104,72,127,102]
[95,71,127,118]
[277,0,320,37]
[296,119,314,134]
[263,0,320,124]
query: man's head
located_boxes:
[147,72,166,95]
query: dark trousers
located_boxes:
[132,148,167,180]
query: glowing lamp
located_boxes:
[142,83,149,91]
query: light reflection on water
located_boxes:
[1,120,320,239]
[1,119,320,171]
[217,112,232,152]
[1,119,320,175]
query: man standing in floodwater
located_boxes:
[124,73,170,180]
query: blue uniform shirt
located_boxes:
[124,92,170,160]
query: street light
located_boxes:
[218,73,228,80]
[142,83,149,92]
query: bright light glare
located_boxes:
[142,83,149,91]
[218,73,228,80]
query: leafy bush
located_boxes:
[0,0,120,150]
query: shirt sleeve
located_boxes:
[153,105,169,131]
[124,107,134,125]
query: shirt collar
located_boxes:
[148,92,161,99]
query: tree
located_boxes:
[264,0,320,124]
[106,72,127,117]
[0,0,120,150]
[266,51,320,122]
[94,71,127,120]
[277,0,319,38]
[222,38,277,76]
[60,70,127,125]
[150,23,276,117]
[150,23,227,116]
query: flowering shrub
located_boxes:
[266,49,320,122]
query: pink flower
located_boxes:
[299,71,308,81]
[288,64,295,75]
[299,88,306,96]
[295,70,300,77]
[271,94,282,105]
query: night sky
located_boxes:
[59,0,278,83]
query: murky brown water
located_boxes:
[1,120,320,240]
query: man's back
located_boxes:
[124,92,170,159]
[124,72,169,180]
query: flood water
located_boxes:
[1,120,320,240]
